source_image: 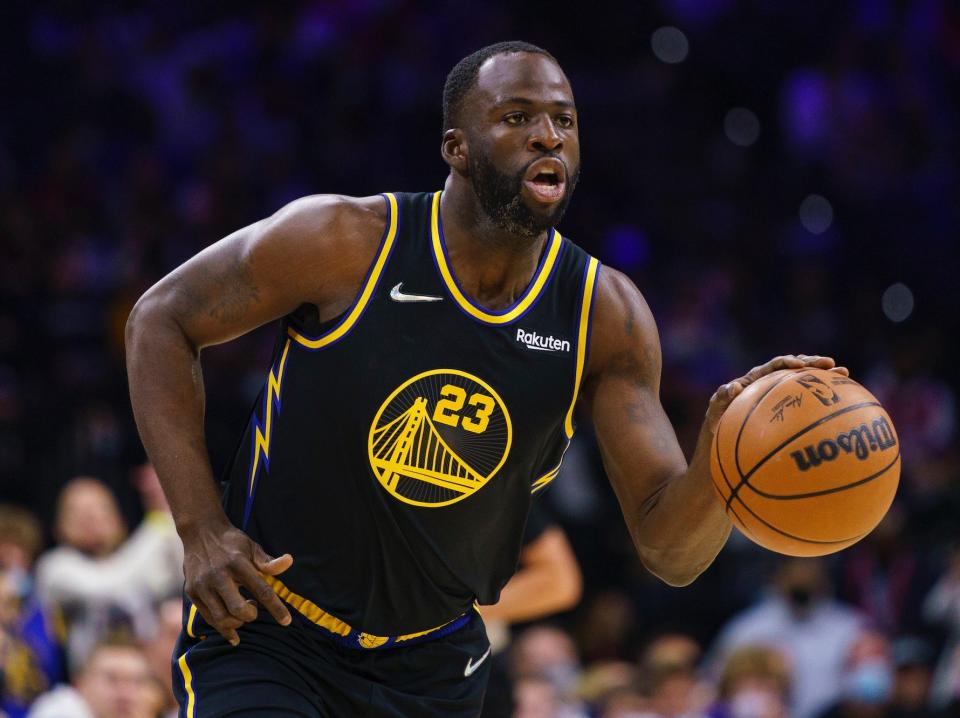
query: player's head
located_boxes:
[442,42,580,240]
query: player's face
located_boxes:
[465,53,581,239]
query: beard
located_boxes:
[468,149,580,241]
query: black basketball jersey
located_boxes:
[221,191,599,643]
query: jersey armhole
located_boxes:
[531,255,601,494]
[564,256,601,438]
[286,193,400,351]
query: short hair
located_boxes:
[718,645,791,699]
[0,504,43,564]
[442,41,557,132]
[78,633,147,676]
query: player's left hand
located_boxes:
[703,354,849,434]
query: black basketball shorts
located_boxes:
[171,600,492,717]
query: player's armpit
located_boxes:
[583,268,730,586]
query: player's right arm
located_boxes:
[125,194,386,645]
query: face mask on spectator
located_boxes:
[544,662,580,694]
[843,660,893,704]
[7,566,32,599]
[730,687,782,718]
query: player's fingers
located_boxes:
[256,552,294,577]
[213,573,258,624]
[235,564,293,627]
[196,588,243,646]
[741,355,803,386]
[705,381,743,430]
[829,365,850,376]
[796,354,837,369]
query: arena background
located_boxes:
[1,2,959,717]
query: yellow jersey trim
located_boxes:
[288,192,399,349]
[177,650,196,718]
[264,574,352,637]
[564,257,600,438]
[531,440,571,494]
[247,338,292,498]
[531,465,562,493]
[430,191,563,325]
[186,603,199,639]
[263,574,468,646]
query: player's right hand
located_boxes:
[182,523,293,646]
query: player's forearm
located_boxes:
[125,297,231,540]
[629,429,731,587]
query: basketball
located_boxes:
[710,368,900,557]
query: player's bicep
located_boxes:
[584,268,687,514]
[155,220,289,348]
[134,195,379,349]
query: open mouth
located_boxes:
[522,158,567,204]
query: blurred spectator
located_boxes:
[889,636,938,718]
[33,471,182,669]
[707,645,791,718]
[26,637,160,718]
[480,505,582,718]
[600,687,649,718]
[0,506,43,574]
[641,634,703,677]
[816,631,895,718]
[709,559,865,718]
[0,506,65,718]
[839,506,937,634]
[141,598,182,718]
[923,548,960,711]
[578,661,641,715]
[866,344,956,490]
[514,674,570,718]
[636,633,712,718]
[511,626,588,717]
[577,591,639,664]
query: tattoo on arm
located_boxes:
[174,255,261,326]
[206,259,261,324]
[624,302,636,337]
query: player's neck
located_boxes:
[439,181,550,311]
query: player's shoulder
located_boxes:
[593,265,645,309]
[265,193,388,243]
[591,265,659,343]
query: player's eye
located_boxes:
[555,114,575,129]
[503,113,527,126]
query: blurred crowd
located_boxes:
[1,1,958,717]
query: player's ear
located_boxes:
[441,128,469,176]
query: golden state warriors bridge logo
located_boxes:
[368,369,512,507]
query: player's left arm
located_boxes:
[583,267,843,586]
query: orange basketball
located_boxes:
[710,367,900,557]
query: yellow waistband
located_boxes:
[263,574,470,649]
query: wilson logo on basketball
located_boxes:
[789,416,898,472]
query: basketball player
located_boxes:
[125,41,844,717]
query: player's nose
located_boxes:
[528,115,563,153]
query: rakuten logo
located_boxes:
[516,328,571,353]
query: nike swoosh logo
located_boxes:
[464,646,492,677]
[390,283,443,303]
